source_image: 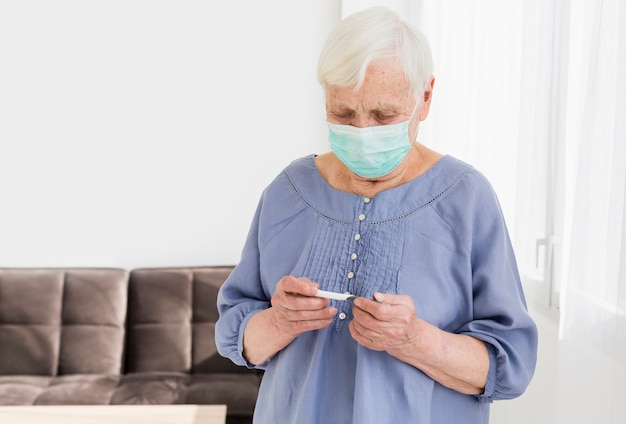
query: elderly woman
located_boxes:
[216,6,537,423]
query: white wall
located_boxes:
[0,1,339,268]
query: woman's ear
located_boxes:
[418,76,436,121]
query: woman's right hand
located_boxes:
[242,276,337,365]
[270,276,338,338]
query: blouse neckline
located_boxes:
[284,154,472,224]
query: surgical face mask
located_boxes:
[327,107,417,179]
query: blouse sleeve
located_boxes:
[215,197,270,370]
[214,165,313,370]
[439,170,538,402]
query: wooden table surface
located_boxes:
[0,405,227,424]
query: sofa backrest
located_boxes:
[124,266,247,374]
[0,268,128,376]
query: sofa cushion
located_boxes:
[126,270,193,372]
[0,325,60,376]
[111,371,189,404]
[0,268,128,376]
[0,270,63,375]
[34,374,121,405]
[0,374,121,405]
[125,267,247,375]
[191,268,251,374]
[108,371,261,415]
[59,270,129,374]
[0,375,51,405]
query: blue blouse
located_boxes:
[216,154,538,423]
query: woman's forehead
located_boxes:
[326,87,412,112]
[326,59,412,109]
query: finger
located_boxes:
[354,294,414,324]
[277,308,337,338]
[276,303,337,322]
[286,295,332,313]
[273,278,331,313]
[352,296,392,320]
[273,291,330,313]
[350,316,375,338]
[351,304,397,342]
[277,276,319,297]
[373,292,412,306]
[349,320,384,351]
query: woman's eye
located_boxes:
[375,114,396,122]
[331,112,353,120]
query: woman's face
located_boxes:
[325,58,427,141]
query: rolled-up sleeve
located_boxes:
[215,200,270,369]
[441,170,539,402]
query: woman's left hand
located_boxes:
[350,291,489,395]
[349,292,420,353]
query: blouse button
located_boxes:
[358,214,366,221]
[354,234,361,241]
[347,272,354,279]
[351,253,357,260]
[338,312,347,320]
[363,197,371,204]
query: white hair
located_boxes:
[317,6,433,102]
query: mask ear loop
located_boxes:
[407,102,420,144]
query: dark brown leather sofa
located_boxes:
[0,266,260,424]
